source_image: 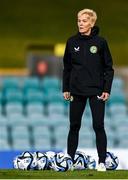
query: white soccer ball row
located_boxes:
[13,151,73,171]
[13,151,119,171]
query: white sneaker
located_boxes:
[70,164,75,171]
[97,163,106,172]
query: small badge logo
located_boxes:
[70,96,74,102]
[90,46,98,54]
[74,47,80,52]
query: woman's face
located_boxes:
[77,13,93,35]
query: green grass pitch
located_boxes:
[0,170,128,179]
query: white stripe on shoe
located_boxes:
[97,163,106,172]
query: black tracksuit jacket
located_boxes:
[62,26,114,96]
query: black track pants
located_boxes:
[67,94,107,163]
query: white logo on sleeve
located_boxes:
[70,96,74,102]
[74,47,80,52]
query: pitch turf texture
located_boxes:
[0,170,128,179]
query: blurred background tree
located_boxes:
[0,0,128,67]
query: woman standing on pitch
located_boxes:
[62,9,114,171]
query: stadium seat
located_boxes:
[0,125,11,150]
[47,102,65,116]
[109,104,127,117]
[83,101,92,118]
[78,125,95,148]
[12,139,32,150]
[5,102,23,115]
[4,89,23,103]
[33,125,51,138]
[111,88,124,96]
[108,94,126,104]
[81,116,92,129]
[112,77,124,89]
[107,138,116,148]
[54,136,67,150]
[0,115,8,126]
[2,77,20,90]
[23,77,40,92]
[8,114,28,126]
[33,137,51,151]
[53,124,68,150]
[118,140,128,148]
[79,134,94,148]
[104,116,113,128]
[63,101,70,115]
[26,102,45,115]
[80,126,94,136]
[117,132,128,148]
[24,89,45,103]
[0,126,8,139]
[54,125,69,136]
[28,114,50,127]
[0,139,11,150]
[112,114,128,128]
[48,114,69,127]
[32,125,52,150]
[11,126,30,139]
[41,76,61,92]
[105,127,116,148]
[116,124,128,133]
[11,125,31,150]
[46,91,63,103]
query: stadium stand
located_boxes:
[0,76,128,151]
[26,102,45,116]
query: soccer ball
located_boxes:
[74,151,96,170]
[86,155,96,169]
[45,151,56,169]
[73,151,88,170]
[34,151,49,170]
[13,151,34,170]
[45,151,56,160]
[105,152,119,170]
[50,152,73,172]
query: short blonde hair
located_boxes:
[77,9,97,25]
